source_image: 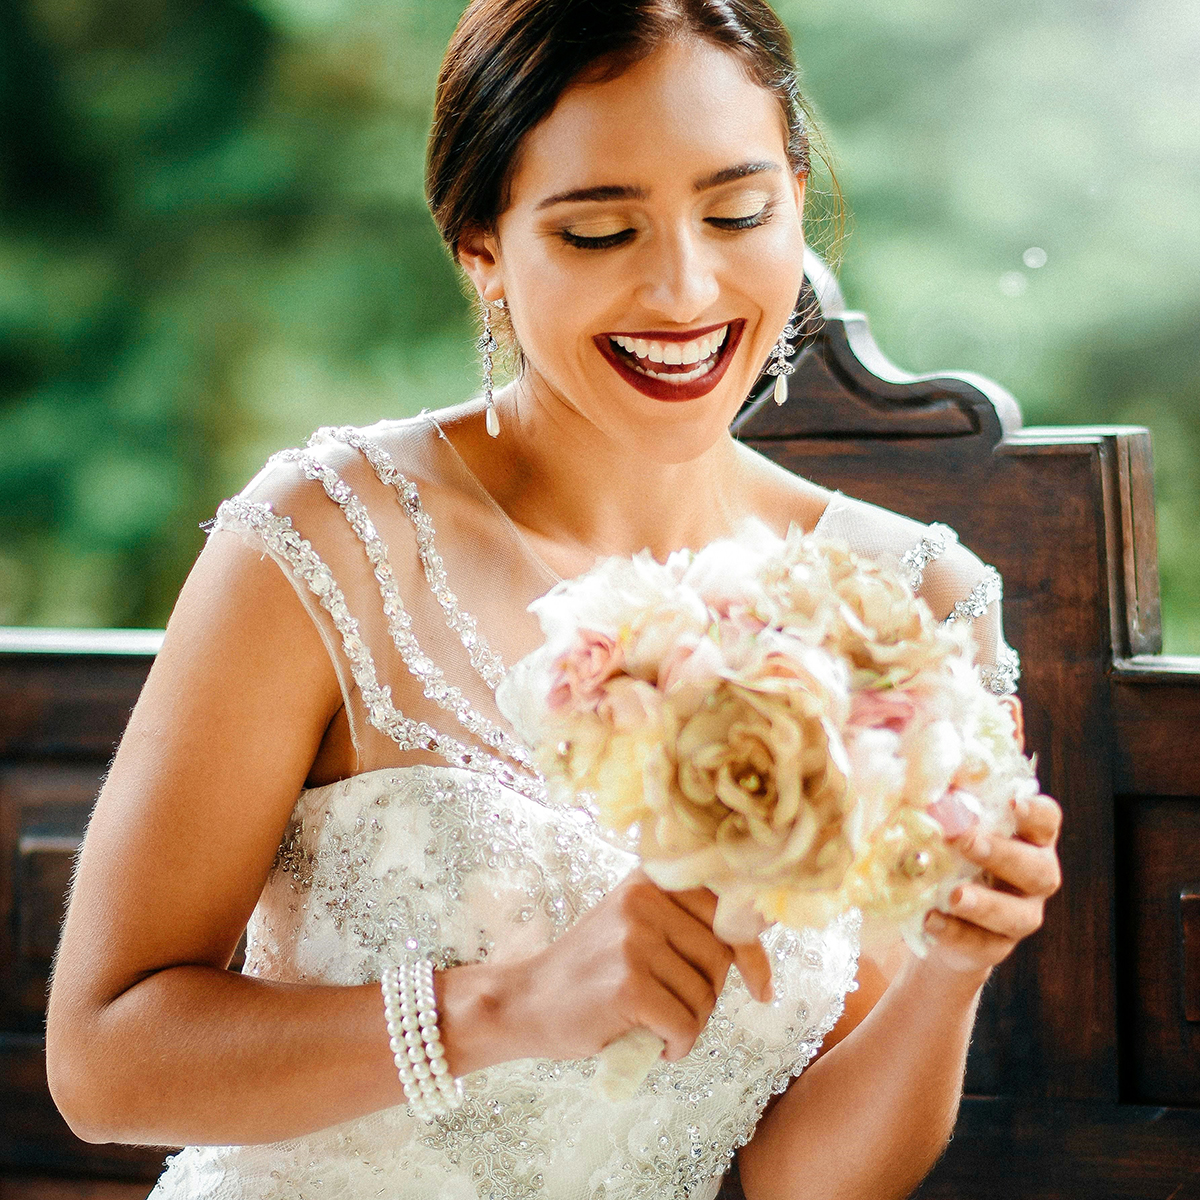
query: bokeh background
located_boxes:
[1,0,1197,649]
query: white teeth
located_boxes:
[610,325,729,371]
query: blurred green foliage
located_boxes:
[1,0,1197,650]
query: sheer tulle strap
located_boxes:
[310,425,508,689]
[271,448,537,773]
[214,496,549,804]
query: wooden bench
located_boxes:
[2,255,1198,1196]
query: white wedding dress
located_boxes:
[146,409,1018,1200]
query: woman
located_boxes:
[45,2,1061,1197]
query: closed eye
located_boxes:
[559,228,636,250]
[707,203,773,231]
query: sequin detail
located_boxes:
[899,522,958,591]
[311,425,508,691]
[271,448,534,773]
[213,497,548,807]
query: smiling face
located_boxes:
[459,36,807,462]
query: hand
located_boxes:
[923,791,1063,976]
[503,869,773,1064]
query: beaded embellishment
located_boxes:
[309,426,508,690]
[899,522,958,591]
[213,497,548,806]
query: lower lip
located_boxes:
[593,320,745,402]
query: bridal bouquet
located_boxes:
[496,518,1036,1098]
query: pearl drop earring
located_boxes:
[765,314,800,405]
[477,297,505,437]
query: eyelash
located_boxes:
[559,204,773,250]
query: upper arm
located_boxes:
[47,527,343,1028]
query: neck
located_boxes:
[470,375,751,572]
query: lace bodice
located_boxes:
[147,409,1018,1200]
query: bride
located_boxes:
[45,1,1061,1197]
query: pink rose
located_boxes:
[848,690,917,734]
[547,630,625,712]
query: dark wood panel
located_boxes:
[0,1176,154,1195]
[0,658,152,761]
[0,1042,172,1181]
[0,1174,152,1199]
[1115,795,1200,1104]
[1112,663,1200,796]
[914,1098,1200,1200]
[0,768,106,1032]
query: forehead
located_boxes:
[508,38,791,207]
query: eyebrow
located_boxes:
[535,161,780,210]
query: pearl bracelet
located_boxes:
[380,959,463,1121]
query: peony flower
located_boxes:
[641,678,852,895]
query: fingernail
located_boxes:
[926,911,948,932]
[949,886,964,907]
[972,834,992,858]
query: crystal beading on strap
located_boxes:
[943,564,1003,624]
[310,426,507,691]
[980,641,1021,696]
[899,522,958,591]
[272,449,534,773]
[214,497,548,806]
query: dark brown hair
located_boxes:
[426,0,834,261]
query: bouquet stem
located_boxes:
[594,1027,666,1101]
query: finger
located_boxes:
[626,974,707,1062]
[667,887,719,927]
[731,941,774,1003]
[923,911,1015,972]
[1012,794,1062,847]
[641,890,733,988]
[663,889,770,999]
[956,830,1061,898]
[644,944,721,1026]
[944,881,1045,941]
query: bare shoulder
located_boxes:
[733,440,835,534]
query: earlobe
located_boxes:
[457,225,505,304]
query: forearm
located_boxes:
[737,954,988,1200]
[48,959,514,1147]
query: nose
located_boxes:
[634,223,720,324]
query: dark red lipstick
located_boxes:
[593,319,745,402]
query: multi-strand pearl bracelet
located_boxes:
[380,959,464,1121]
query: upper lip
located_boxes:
[601,321,731,342]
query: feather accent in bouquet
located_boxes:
[495,518,1036,1099]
